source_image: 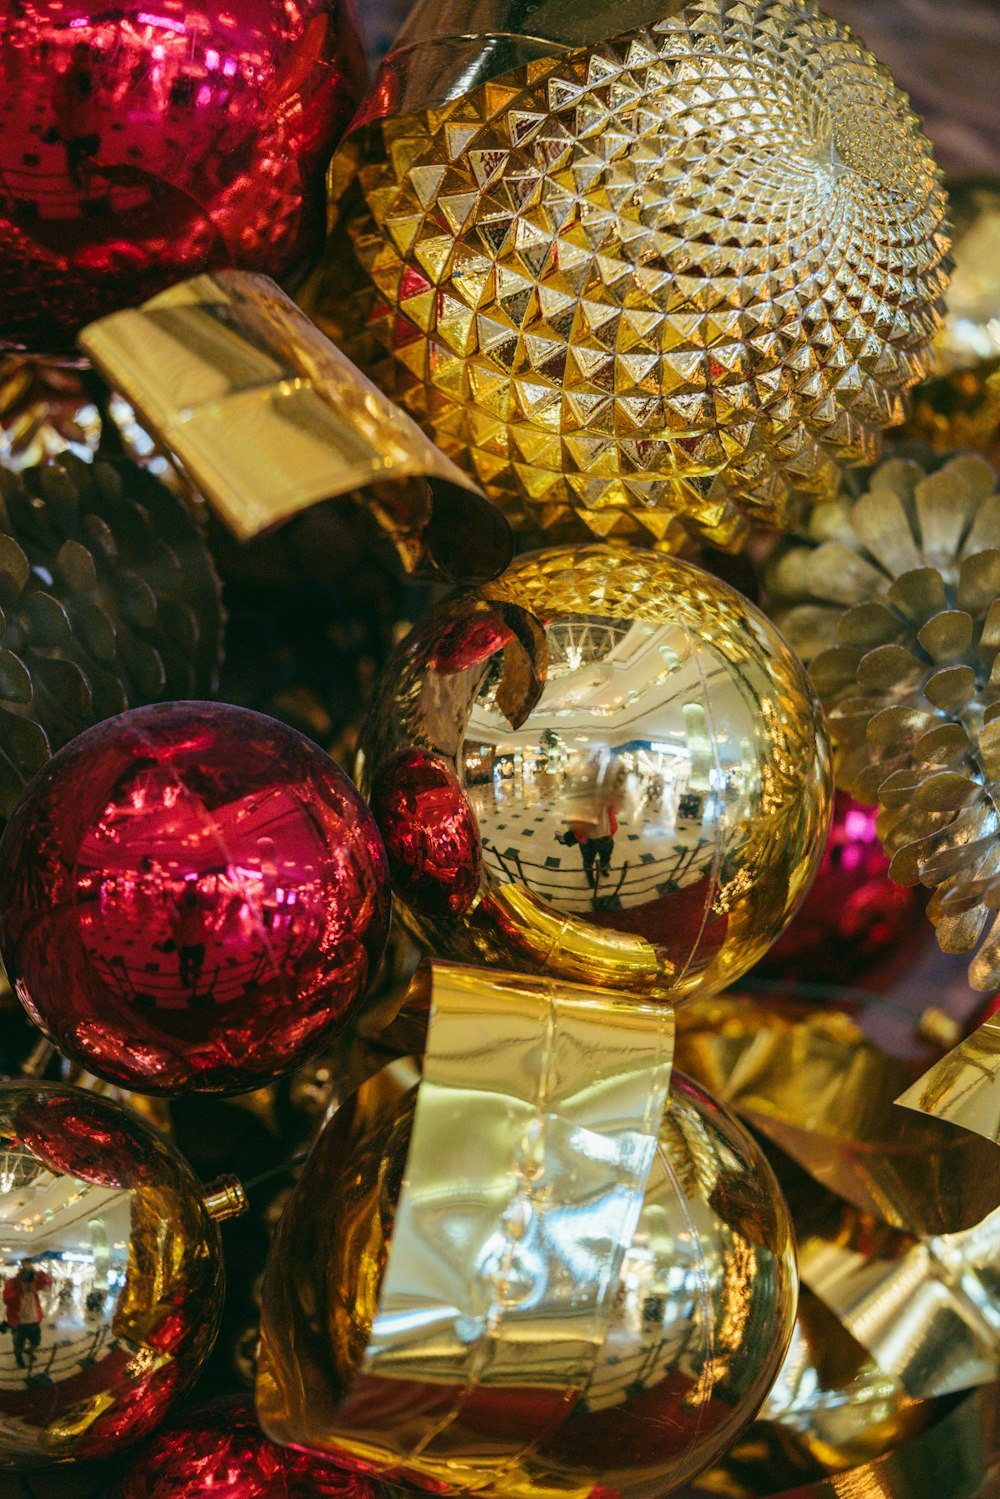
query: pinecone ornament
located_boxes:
[765,450,1000,988]
[0,452,224,818]
[0,357,101,469]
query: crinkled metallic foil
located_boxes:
[78,271,513,584]
[674,994,1000,1236]
[896,1013,1000,1147]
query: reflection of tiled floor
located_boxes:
[0,1306,117,1394]
[470,791,715,915]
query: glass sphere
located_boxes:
[0,1082,223,1467]
[0,702,390,1095]
[0,0,366,357]
[256,1067,798,1498]
[360,545,832,1003]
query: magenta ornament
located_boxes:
[0,702,390,1094]
[0,0,366,357]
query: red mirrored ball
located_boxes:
[109,1397,391,1499]
[0,0,367,357]
[0,702,390,1094]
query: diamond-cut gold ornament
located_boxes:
[305,0,950,551]
[766,451,1000,990]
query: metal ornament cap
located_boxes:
[0,701,391,1096]
[256,963,795,1499]
[0,1081,224,1467]
[359,544,832,1004]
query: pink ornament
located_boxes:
[0,0,366,357]
[752,791,925,987]
[109,1397,389,1498]
[0,702,389,1095]
[369,748,481,919]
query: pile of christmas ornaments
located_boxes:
[0,0,997,1495]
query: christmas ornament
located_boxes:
[0,701,390,1095]
[0,357,102,469]
[0,1081,234,1468]
[764,449,1000,990]
[751,790,924,986]
[0,0,366,360]
[80,271,514,584]
[257,963,795,1499]
[897,1009,1000,1148]
[305,0,950,552]
[0,453,223,820]
[360,544,832,1003]
[674,992,1000,1237]
[108,1396,390,1498]
[903,180,1000,457]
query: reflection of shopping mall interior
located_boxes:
[0,1149,129,1457]
[464,618,760,914]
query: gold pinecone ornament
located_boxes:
[0,453,224,817]
[765,450,1000,988]
[308,0,951,552]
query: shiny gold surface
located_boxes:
[308,0,949,551]
[0,1083,224,1467]
[896,1012,1000,1147]
[766,450,1000,991]
[675,993,1000,1236]
[798,1199,1000,1402]
[360,545,831,1004]
[78,271,512,584]
[257,963,796,1498]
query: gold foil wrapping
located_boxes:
[674,994,1000,1236]
[257,961,798,1498]
[78,271,512,583]
[896,1012,1000,1148]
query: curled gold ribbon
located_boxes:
[675,993,1000,1236]
[78,271,512,583]
[896,1013,1000,1148]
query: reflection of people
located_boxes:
[48,43,101,188]
[4,1263,51,1371]
[556,806,618,888]
[170,885,207,991]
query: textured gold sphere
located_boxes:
[359,544,832,1002]
[307,0,950,550]
[257,1065,798,1498]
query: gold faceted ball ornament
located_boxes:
[306,0,951,552]
[257,1063,798,1498]
[359,544,832,1003]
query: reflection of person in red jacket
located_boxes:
[556,807,618,888]
[4,1263,51,1371]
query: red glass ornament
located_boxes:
[751,791,925,986]
[109,1397,390,1499]
[368,748,481,919]
[0,702,390,1095]
[0,0,366,358]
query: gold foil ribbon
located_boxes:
[896,1013,1000,1148]
[258,960,674,1484]
[674,994,1000,1236]
[77,271,512,582]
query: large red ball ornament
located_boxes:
[0,0,366,358]
[751,792,926,987]
[109,1397,389,1498]
[0,702,390,1095]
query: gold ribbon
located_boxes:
[896,1013,1000,1148]
[78,271,512,582]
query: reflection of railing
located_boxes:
[483,835,712,912]
[91,943,272,1008]
[0,1316,118,1391]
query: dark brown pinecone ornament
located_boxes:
[764,449,1000,988]
[0,452,224,817]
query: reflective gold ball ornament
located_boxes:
[307,0,950,550]
[0,1082,228,1468]
[360,545,832,1002]
[257,1067,798,1498]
